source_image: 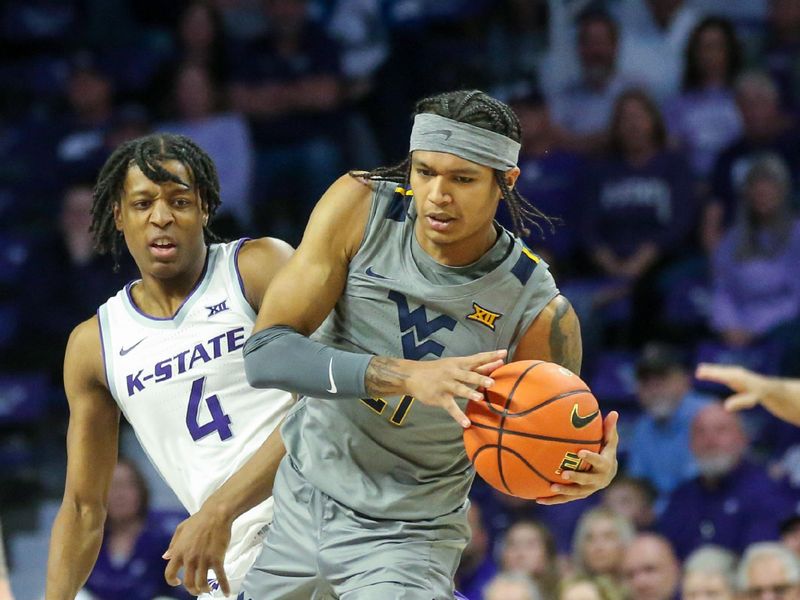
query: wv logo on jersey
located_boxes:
[388,290,456,360]
[466,302,502,330]
[206,299,229,317]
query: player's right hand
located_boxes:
[163,505,233,596]
[405,349,507,428]
[695,363,766,412]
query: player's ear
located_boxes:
[505,166,521,191]
[200,198,209,227]
[113,201,123,231]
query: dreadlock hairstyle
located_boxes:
[91,133,221,270]
[356,89,553,239]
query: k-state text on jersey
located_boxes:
[125,326,246,396]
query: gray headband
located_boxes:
[409,113,520,171]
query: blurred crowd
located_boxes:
[1,0,800,598]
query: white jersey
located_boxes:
[97,240,293,597]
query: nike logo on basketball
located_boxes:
[119,337,146,356]
[421,129,453,140]
[571,404,599,429]
[326,358,337,394]
[365,266,391,280]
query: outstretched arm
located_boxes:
[512,295,619,505]
[696,364,800,426]
[46,318,120,600]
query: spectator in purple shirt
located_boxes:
[83,459,188,600]
[550,9,635,154]
[657,403,791,559]
[581,89,697,343]
[704,71,800,252]
[664,17,743,179]
[709,154,800,367]
[583,89,696,275]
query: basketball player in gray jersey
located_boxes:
[165,90,619,599]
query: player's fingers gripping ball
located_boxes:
[464,360,603,499]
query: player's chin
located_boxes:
[148,258,184,279]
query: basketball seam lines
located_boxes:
[469,421,603,445]
[483,388,591,418]
[496,361,543,495]
[472,444,557,487]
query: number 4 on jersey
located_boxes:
[186,376,233,441]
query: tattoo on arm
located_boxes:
[364,356,409,397]
[549,296,583,375]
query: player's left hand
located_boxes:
[536,410,619,505]
[163,505,233,596]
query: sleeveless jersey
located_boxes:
[97,240,293,593]
[281,181,559,520]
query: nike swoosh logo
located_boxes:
[571,404,600,429]
[365,266,391,280]
[119,337,146,356]
[326,357,337,394]
[421,129,453,140]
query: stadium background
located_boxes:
[1,0,800,598]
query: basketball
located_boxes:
[464,360,603,499]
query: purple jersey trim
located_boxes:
[95,310,111,390]
[124,246,211,321]
[454,592,469,600]
[234,237,252,306]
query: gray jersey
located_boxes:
[281,181,559,520]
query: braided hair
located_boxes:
[91,133,221,270]
[357,89,552,238]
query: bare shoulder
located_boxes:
[64,315,110,397]
[238,237,294,273]
[237,237,295,311]
[318,173,374,215]
[291,172,375,263]
[514,294,583,375]
[66,316,103,363]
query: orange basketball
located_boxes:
[464,360,603,499]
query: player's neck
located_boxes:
[133,248,208,318]
[415,223,498,267]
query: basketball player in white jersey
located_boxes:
[45,133,294,599]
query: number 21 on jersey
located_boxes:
[361,395,415,426]
[186,376,233,441]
